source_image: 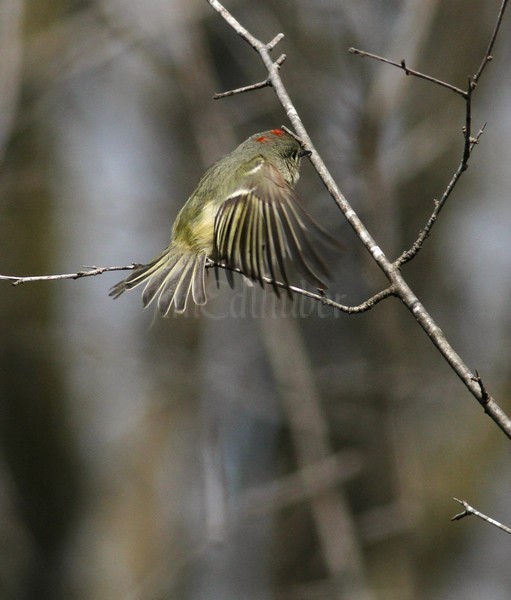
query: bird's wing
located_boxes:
[213,160,332,296]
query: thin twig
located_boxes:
[472,0,509,85]
[206,260,395,314]
[396,123,485,266]
[358,3,508,267]
[213,79,271,99]
[348,48,468,98]
[0,258,395,314]
[451,498,511,535]
[0,264,137,286]
[213,55,286,99]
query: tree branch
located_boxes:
[396,120,485,267]
[451,498,511,535]
[213,54,286,99]
[350,45,487,267]
[206,260,396,314]
[207,0,511,439]
[473,0,509,85]
[352,2,508,266]
[0,264,137,285]
[348,48,468,98]
[0,258,394,314]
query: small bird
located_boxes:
[110,128,335,315]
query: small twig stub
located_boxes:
[451,498,511,535]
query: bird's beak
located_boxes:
[298,149,312,158]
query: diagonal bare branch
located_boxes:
[207,0,511,439]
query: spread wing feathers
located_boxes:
[214,162,331,296]
[109,246,207,315]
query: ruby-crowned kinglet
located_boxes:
[110,128,334,315]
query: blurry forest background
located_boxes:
[1,1,511,599]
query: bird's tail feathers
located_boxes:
[109,245,207,315]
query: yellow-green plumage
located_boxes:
[110,129,334,315]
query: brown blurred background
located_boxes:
[1,1,511,599]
